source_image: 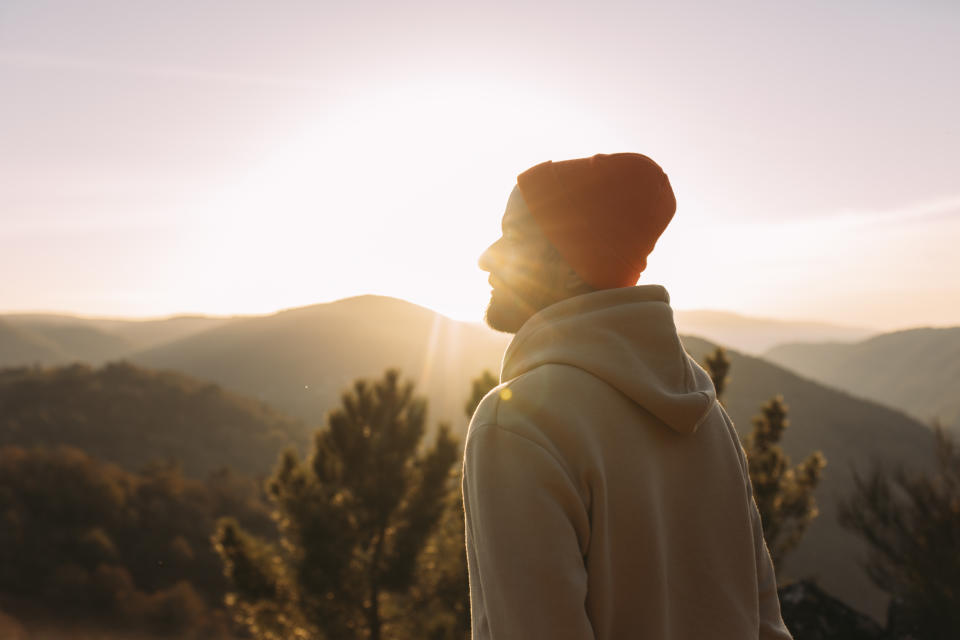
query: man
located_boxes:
[462,153,792,639]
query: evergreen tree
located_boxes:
[442,370,501,637]
[464,370,498,418]
[703,349,826,571]
[397,368,501,640]
[214,370,459,640]
[383,369,498,640]
[746,396,826,569]
[838,423,960,638]
[705,347,731,402]
[405,479,471,640]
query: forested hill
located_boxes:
[0,362,308,477]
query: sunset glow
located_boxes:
[1,5,959,633]
[2,0,958,330]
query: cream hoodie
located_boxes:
[463,285,792,639]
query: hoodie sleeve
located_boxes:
[462,422,595,640]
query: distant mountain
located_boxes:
[13,321,133,363]
[2,305,878,365]
[674,310,875,354]
[0,313,233,362]
[0,361,307,477]
[1,316,138,367]
[84,315,235,351]
[681,336,934,622]
[1,304,878,367]
[765,327,960,433]
[1,298,510,430]
[130,295,511,430]
[0,319,66,365]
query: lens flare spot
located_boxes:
[499,388,513,401]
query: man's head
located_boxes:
[479,153,676,333]
[479,186,594,333]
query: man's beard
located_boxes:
[484,285,539,334]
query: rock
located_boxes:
[779,579,884,640]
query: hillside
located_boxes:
[86,315,235,351]
[0,314,232,365]
[0,362,308,477]
[673,310,874,355]
[4,321,133,364]
[765,327,960,432]
[681,335,935,621]
[0,318,79,365]
[130,295,511,429]
[3,304,879,369]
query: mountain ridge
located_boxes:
[765,326,960,432]
[673,309,876,354]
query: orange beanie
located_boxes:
[516,152,676,290]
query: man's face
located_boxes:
[479,186,571,333]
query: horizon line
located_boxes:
[3,293,944,334]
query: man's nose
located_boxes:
[478,239,502,273]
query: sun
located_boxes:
[175,78,627,320]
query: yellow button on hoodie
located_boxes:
[463,285,792,640]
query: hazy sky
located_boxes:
[2,0,958,330]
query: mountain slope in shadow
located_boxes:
[765,326,960,433]
[0,319,68,365]
[674,310,875,354]
[1,313,233,363]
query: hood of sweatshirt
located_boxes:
[500,285,716,435]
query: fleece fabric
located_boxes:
[462,285,792,640]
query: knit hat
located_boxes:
[516,152,676,290]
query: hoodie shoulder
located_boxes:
[469,380,510,433]
[469,363,634,454]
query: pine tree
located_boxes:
[705,346,731,402]
[746,396,826,568]
[703,348,826,571]
[409,369,501,640]
[464,370,498,418]
[838,423,960,638]
[214,370,459,640]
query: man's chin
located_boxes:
[483,293,529,334]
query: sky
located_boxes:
[1,0,958,331]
